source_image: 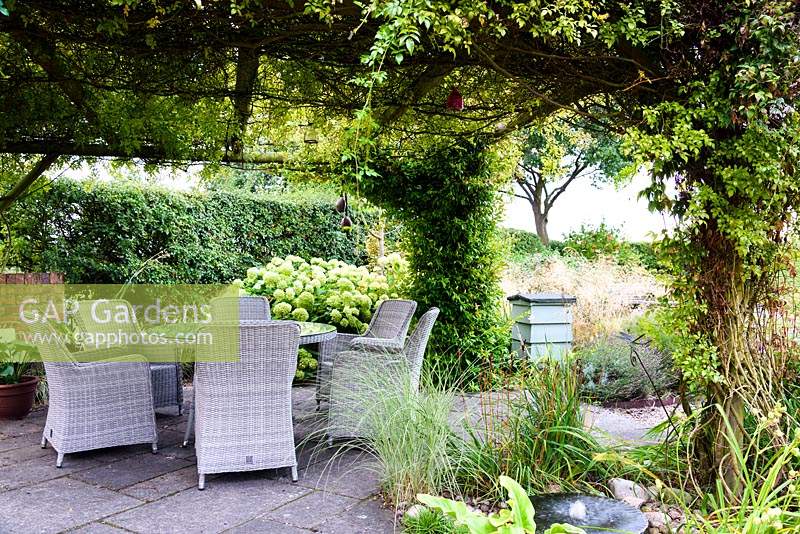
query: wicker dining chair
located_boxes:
[327,307,439,442]
[315,299,417,407]
[209,295,271,321]
[29,322,158,467]
[74,299,183,414]
[193,321,300,489]
[180,296,272,447]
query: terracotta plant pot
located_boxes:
[0,376,39,420]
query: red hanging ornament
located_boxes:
[446,87,464,111]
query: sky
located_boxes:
[501,172,674,242]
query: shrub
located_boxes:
[557,223,660,269]
[577,335,678,402]
[7,179,377,283]
[500,228,549,257]
[363,140,512,388]
[295,347,318,382]
[236,253,408,333]
[561,223,622,261]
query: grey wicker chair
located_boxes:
[209,295,271,321]
[181,296,272,447]
[316,299,417,407]
[29,322,158,467]
[74,299,183,414]
[327,307,439,442]
[193,321,300,489]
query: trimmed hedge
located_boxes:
[8,179,374,284]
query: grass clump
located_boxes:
[456,358,612,500]
[403,508,466,534]
[329,358,464,507]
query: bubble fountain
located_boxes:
[531,494,648,534]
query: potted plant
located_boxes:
[0,338,40,420]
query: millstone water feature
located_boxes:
[531,493,648,534]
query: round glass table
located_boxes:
[293,321,337,346]
[146,320,337,351]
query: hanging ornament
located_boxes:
[303,123,319,145]
[334,194,347,213]
[446,87,464,111]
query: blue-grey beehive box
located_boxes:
[508,292,577,359]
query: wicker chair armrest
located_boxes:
[70,345,141,362]
[74,353,151,368]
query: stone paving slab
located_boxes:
[317,497,400,534]
[107,475,312,533]
[0,454,102,492]
[70,451,193,491]
[0,386,400,533]
[297,450,383,500]
[0,477,142,534]
[67,523,130,534]
[264,488,360,529]
[225,516,313,533]
[119,465,199,502]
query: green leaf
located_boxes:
[499,476,537,532]
[417,494,495,534]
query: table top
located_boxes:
[294,321,337,344]
[147,320,337,344]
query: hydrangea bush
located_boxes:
[235,254,408,334]
[295,348,318,381]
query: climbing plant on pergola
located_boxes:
[3,0,800,493]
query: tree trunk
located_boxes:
[531,190,550,246]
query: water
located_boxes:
[531,493,648,534]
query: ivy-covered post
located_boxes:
[362,140,511,387]
[630,1,800,493]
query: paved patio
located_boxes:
[0,386,397,534]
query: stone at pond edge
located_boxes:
[609,478,655,501]
[645,511,670,534]
[621,496,646,510]
[405,504,424,519]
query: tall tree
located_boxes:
[513,118,632,245]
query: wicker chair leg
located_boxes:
[40,435,46,449]
[182,405,194,447]
[151,442,158,454]
[291,465,298,482]
[327,436,333,447]
[56,452,64,468]
[198,474,205,490]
